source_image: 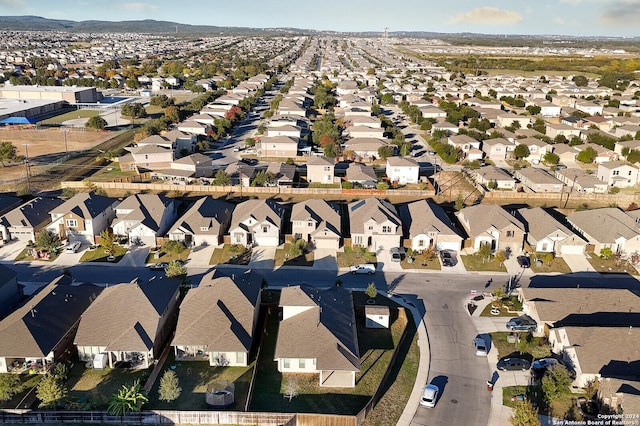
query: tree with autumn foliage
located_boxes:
[225,106,244,122]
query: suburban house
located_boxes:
[346,126,385,139]
[274,285,360,387]
[0,264,20,319]
[516,138,553,163]
[447,134,481,156]
[111,194,179,246]
[225,162,255,187]
[172,273,261,367]
[553,144,579,164]
[456,204,525,253]
[306,155,335,184]
[348,197,402,251]
[74,278,180,370]
[0,276,102,374]
[265,162,296,187]
[567,208,640,255]
[47,192,119,245]
[165,153,214,178]
[168,197,234,247]
[554,168,608,194]
[291,199,341,249]
[344,137,390,158]
[345,163,377,188]
[546,123,581,139]
[514,167,565,193]
[228,199,284,247]
[258,136,299,158]
[420,105,447,119]
[481,138,514,160]
[118,144,174,172]
[401,200,463,253]
[386,157,419,185]
[0,197,63,243]
[266,125,302,139]
[514,207,587,255]
[473,166,516,190]
[597,162,640,188]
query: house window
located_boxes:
[506,230,514,237]
[368,225,373,231]
[65,218,78,228]
[542,243,548,251]
[200,227,209,232]
[236,352,245,364]
[144,154,148,159]
[299,359,306,368]
[382,226,391,233]
[283,359,290,369]
[418,239,425,247]
[353,235,362,245]
[308,222,314,227]
[262,225,268,233]
[234,233,243,243]
[324,166,331,171]
[613,170,620,176]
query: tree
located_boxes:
[454,193,464,211]
[543,152,559,165]
[100,228,117,256]
[541,365,573,404]
[244,137,256,147]
[85,115,108,130]
[164,106,182,123]
[0,141,18,166]
[283,376,300,402]
[495,250,506,267]
[213,169,231,186]
[572,75,589,87]
[478,242,492,263]
[510,400,541,426]
[36,374,67,408]
[37,229,61,251]
[158,370,181,402]
[542,252,554,266]
[323,142,337,158]
[165,260,187,278]
[380,93,394,105]
[251,170,268,187]
[600,247,614,259]
[365,282,378,298]
[377,145,393,159]
[108,380,148,415]
[513,144,530,160]
[576,147,597,163]
[121,103,146,119]
[162,240,185,255]
[0,374,22,401]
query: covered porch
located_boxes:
[174,345,209,362]
[319,369,356,388]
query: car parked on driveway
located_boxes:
[517,256,531,268]
[506,315,537,332]
[349,263,375,274]
[440,251,454,267]
[532,358,559,370]
[65,241,81,253]
[420,384,439,408]
[497,357,531,371]
[390,247,405,262]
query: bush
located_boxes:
[342,181,353,189]
[0,374,22,401]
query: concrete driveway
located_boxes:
[186,244,216,269]
[561,254,595,273]
[312,248,338,271]
[249,247,275,270]
[0,240,27,263]
[119,245,150,268]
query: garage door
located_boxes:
[560,245,585,255]
[314,238,339,250]
[436,241,460,252]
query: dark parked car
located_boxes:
[506,315,537,332]
[497,357,531,371]
[148,262,168,270]
[517,256,531,268]
[440,251,454,267]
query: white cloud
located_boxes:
[601,0,640,24]
[116,2,157,13]
[449,7,523,25]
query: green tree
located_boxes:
[380,93,395,105]
[377,182,389,190]
[543,152,560,165]
[158,370,181,402]
[454,193,464,211]
[541,365,573,404]
[377,145,393,159]
[365,282,378,298]
[36,374,67,408]
[478,242,492,263]
[37,229,61,251]
[251,170,268,187]
[165,260,187,278]
[85,115,108,130]
[121,103,146,119]
[0,141,19,166]
[513,144,531,160]
[161,240,185,256]
[576,147,597,163]
[213,169,231,186]
[0,374,22,401]
[495,250,506,267]
[572,75,589,87]
[600,247,614,259]
[245,137,256,147]
[510,400,541,426]
[323,142,337,158]
[100,228,117,256]
[542,252,554,266]
[108,380,148,415]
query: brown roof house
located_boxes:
[514,207,587,255]
[172,273,261,367]
[168,197,234,247]
[46,192,119,245]
[567,208,640,255]
[74,278,180,369]
[401,200,463,253]
[348,197,402,251]
[111,194,179,247]
[274,285,360,387]
[291,199,341,250]
[306,155,335,185]
[456,204,525,254]
[0,196,64,243]
[0,276,102,374]
[228,199,284,247]
[345,163,377,188]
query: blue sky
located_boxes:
[1,0,639,37]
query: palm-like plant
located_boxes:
[108,380,148,415]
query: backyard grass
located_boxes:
[66,362,151,410]
[39,109,99,125]
[587,256,638,275]
[15,246,60,262]
[400,255,441,270]
[249,306,407,414]
[460,254,507,272]
[480,295,522,317]
[274,244,314,267]
[337,246,377,268]
[307,182,341,188]
[147,352,253,411]
[146,248,190,264]
[209,244,251,266]
[503,385,583,420]
[530,256,572,274]
[79,245,127,263]
[490,332,551,360]
[0,374,42,409]
[91,163,139,181]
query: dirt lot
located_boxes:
[0,126,111,182]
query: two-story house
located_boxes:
[291,199,341,249]
[228,199,284,247]
[0,197,64,243]
[386,157,419,185]
[597,162,640,188]
[306,155,335,185]
[348,198,402,251]
[111,194,179,246]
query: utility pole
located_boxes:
[63,128,68,156]
[22,143,31,193]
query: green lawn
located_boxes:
[489,332,551,360]
[91,163,139,181]
[39,109,100,125]
[274,244,314,267]
[480,296,522,317]
[209,244,252,265]
[530,256,572,274]
[503,385,584,420]
[79,245,127,263]
[66,362,151,410]
[337,246,377,268]
[146,248,190,264]
[460,254,507,272]
[308,183,341,188]
[147,352,253,411]
[0,374,42,409]
[400,255,441,270]
[249,306,407,414]
[587,256,638,275]
[15,246,60,262]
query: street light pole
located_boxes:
[63,129,68,156]
[22,143,30,193]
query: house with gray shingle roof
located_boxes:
[472,166,516,190]
[74,278,180,369]
[0,197,63,243]
[0,275,102,373]
[554,168,608,194]
[265,162,296,187]
[514,207,587,255]
[345,163,377,188]
[111,194,179,246]
[172,273,261,367]
[348,198,401,251]
[225,162,255,187]
[456,204,525,253]
[597,161,640,188]
[47,192,119,245]
[168,197,234,247]
[274,285,359,387]
[386,157,419,185]
[514,167,565,193]
[291,199,341,250]
[228,199,284,247]
[306,155,335,184]
[401,200,462,253]
[567,208,640,254]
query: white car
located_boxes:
[65,241,81,253]
[420,384,439,408]
[473,337,488,356]
[349,263,375,274]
